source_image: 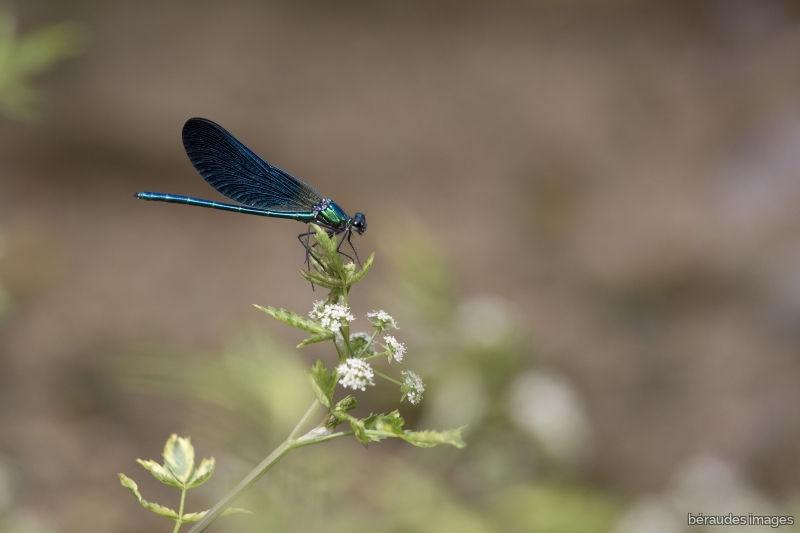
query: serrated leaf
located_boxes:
[296,331,335,348]
[254,305,329,334]
[346,253,374,285]
[361,413,379,427]
[313,360,336,407]
[136,459,182,488]
[118,473,180,520]
[310,224,344,275]
[181,508,252,522]
[371,410,405,435]
[163,434,194,484]
[348,418,369,446]
[305,360,335,408]
[311,224,338,258]
[187,457,215,488]
[400,427,467,449]
[299,269,343,289]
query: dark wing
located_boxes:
[182,118,323,212]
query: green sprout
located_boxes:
[123,225,465,533]
[118,434,250,533]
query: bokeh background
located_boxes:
[3,0,800,531]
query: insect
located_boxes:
[135,117,367,263]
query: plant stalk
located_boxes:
[173,487,187,533]
[186,400,349,533]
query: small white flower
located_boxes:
[367,310,398,331]
[310,302,355,332]
[383,335,406,362]
[337,358,375,391]
[401,370,425,405]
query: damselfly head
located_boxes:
[353,213,367,234]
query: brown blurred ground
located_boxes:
[4,0,800,531]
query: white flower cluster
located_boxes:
[337,358,375,391]
[401,370,425,405]
[367,310,398,331]
[310,301,355,332]
[383,335,406,362]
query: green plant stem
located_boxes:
[373,369,402,386]
[186,401,350,533]
[173,487,187,533]
[290,400,320,439]
[341,288,353,356]
[362,350,389,362]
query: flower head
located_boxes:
[400,370,425,405]
[349,332,375,356]
[310,302,355,332]
[367,310,398,332]
[383,335,406,363]
[337,358,375,391]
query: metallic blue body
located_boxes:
[135,192,317,222]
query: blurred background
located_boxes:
[2,0,800,531]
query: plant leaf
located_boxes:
[296,331,335,349]
[254,305,329,334]
[305,360,335,408]
[310,224,344,276]
[400,427,467,449]
[136,459,182,488]
[187,457,215,488]
[370,410,405,435]
[357,410,466,449]
[327,395,357,428]
[299,269,343,289]
[349,418,370,446]
[346,253,374,285]
[163,434,194,484]
[118,473,180,520]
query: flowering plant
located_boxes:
[120,224,464,533]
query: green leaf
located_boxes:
[349,418,369,446]
[327,395,358,428]
[400,427,467,449]
[355,410,467,449]
[136,459,182,488]
[346,253,375,285]
[311,224,338,258]
[163,434,194,484]
[299,269,343,289]
[305,360,335,408]
[297,331,335,348]
[310,224,344,275]
[370,410,405,435]
[254,305,329,335]
[187,457,215,488]
[334,395,357,413]
[118,473,180,520]
[181,508,252,522]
